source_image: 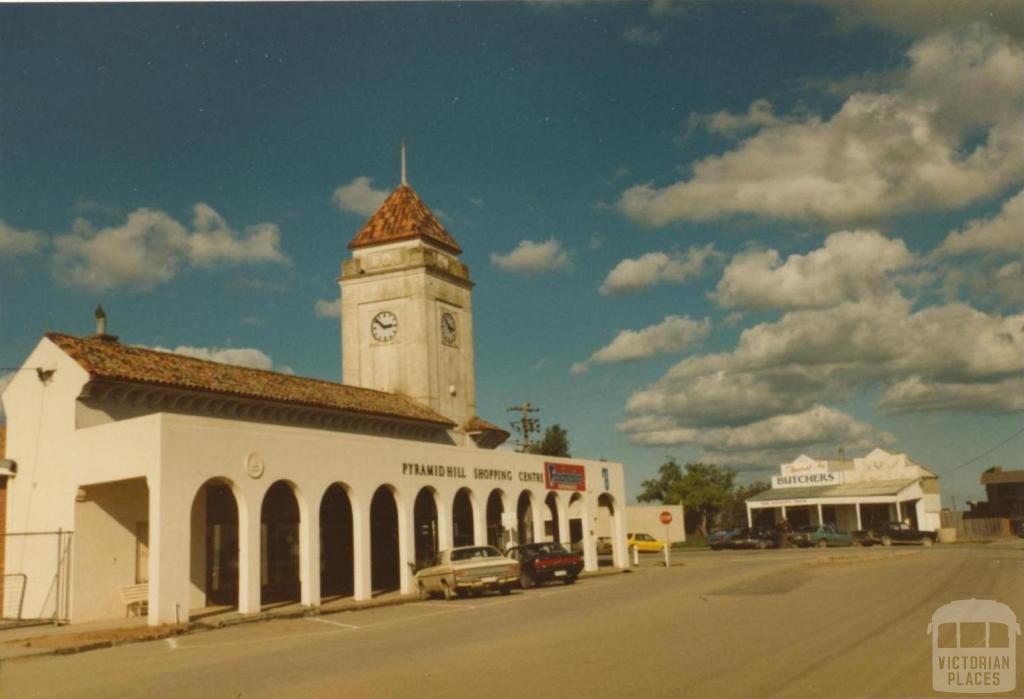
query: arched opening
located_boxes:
[486,489,506,550]
[370,486,400,592]
[320,483,353,599]
[568,492,585,550]
[261,481,301,604]
[414,487,440,569]
[545,492,561,542]
[516,491,535,545]
[452,488,475,547]
[598,492,621,567]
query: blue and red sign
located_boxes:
[544,462,586,491]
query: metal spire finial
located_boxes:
[400,140,407,186]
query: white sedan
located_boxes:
[415,546,519,600]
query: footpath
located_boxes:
[0,566,626,662]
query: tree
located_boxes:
[638,459,737,536]
[528,424,570,457]
[722,481,771,529]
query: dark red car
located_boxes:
[505,542,583,589]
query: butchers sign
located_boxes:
[544,462,586,491]
[771,471,844,489]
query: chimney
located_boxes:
[91,305,119,342]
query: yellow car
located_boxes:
[627,532,666,553]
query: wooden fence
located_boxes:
[940,512,1013,539]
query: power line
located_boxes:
[936,423,1024,476]
[507,402,541,453]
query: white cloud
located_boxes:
[991,261,1024,302]
[620,404,889,467]
[622,25,662,47]
[600,244,721,295]
[619,27,1024,226]
[816,0,1024,40]
[187,204,287,267]
[332,176,389,217]
[490,238,570,274]
[881,376,1024,414]
[619,294,1024,442]
[935,189,1024,258]
[687,99,782,138]
[0,220,46,257]
[147,344,276,372]
[314,298,342,318]
[575,315,710,373]
[52,205,288,292]
[714,231,915,309]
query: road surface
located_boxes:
[1,542,1021,698]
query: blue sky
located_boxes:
[1,1,1022,506]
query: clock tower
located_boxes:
[339,164,477,431]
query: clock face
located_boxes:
[441,312,457,345]
[371,311,398,343]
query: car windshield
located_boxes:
[521,543,569,555]
[450,546,502,561]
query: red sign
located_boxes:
[659,511,673,525]
[544,462,586,491]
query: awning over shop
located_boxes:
[747,478,918,504]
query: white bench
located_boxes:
[119,583,148,617]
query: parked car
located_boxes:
[627,532,666,553]
[415,546,519,600]
[791,524,854,548]
[710,526,774,550]
[853,521,937,547]
[708,528,737,550]
[506,542,584,588]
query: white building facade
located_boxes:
[1,175,629,626]
[746,450,942,533]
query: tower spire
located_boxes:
[400,140,407,186]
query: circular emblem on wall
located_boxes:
[246,452,265,479]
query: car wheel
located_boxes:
[441,581,454,601]
[563,576,577,585]
[710,545,721,551]
[881,536,893,547]
[816,539,828,549]
[499,585,512,596]
[756,540,767,550]
[418,582,430,601]
[519,571,534,590]
[921,537,933,547]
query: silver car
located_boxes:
[415,546,520,600]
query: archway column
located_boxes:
[398,494,415,594]
[299,493,320,608]
[472,490,488,546]
[437,496,453,552]
[237,489,262,615]
[556,495,570,548]
[531,493,547,542]
[352,490,372,601]
[147,480,191,625]
[611,498,628,570]
[580,494,597,572]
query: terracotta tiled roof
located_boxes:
[465,416,510,449]
[0,425,5,458]
[466,416,510,437]
[46,333,455,428]
[348,184,462,255]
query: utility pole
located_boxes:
[507,402,541,453]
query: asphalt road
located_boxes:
[2,542,1021,698]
